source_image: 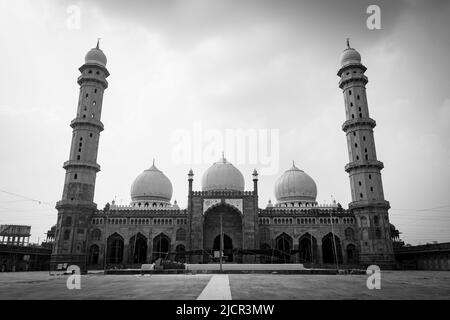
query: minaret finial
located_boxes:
[96,38,101,49]
[292,160,295,167]
[346,38,350,48]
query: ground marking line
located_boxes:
[197,274,232,300]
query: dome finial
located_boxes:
[96,38,101,49]
[346,38,350,48]
[152,158,155,166]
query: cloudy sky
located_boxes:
[0,0,449,245]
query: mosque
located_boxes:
[50,40,395,271]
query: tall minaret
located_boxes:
[337,40,394,267]
[51,40,109,272]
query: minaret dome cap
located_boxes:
[339,38,361,67]
[84,39,107,67]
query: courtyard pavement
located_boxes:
[0,271,449,299]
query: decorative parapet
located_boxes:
[94,208,187,216]
[108,203,181,211]
[258,207,354,217]
[192,190,254,197]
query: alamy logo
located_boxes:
[366,265,381,290]
[66,5,81,30]
[66,265,81,290]
[171,121,280,175]
[366,5,381,30]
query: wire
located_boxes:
[0,190,53,206]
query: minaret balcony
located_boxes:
[349,200,390,211]
[77,74,108,88]
[338,75,368,89]
[56,199,97,211]
[337,63,367,77]
[63,160,101,172]
[345,160,384,173]
[342,117,376,132]
[70,118,104,131]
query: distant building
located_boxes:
[395,242,450,270]
[51,40,396,272]
[0,225,52,272]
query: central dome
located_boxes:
[130,162,173,205]
[202,156,245,192]
[274,163,317,205]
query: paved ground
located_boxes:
[0,271,449,299]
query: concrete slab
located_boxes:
[186,263,305,271]
[0,270,449,300]
[197,274,232,300]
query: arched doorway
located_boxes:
[322,233,343,264]
[298,233,318,263]
[275,233,292,263]
[346,244,358,264]
[203,204,243,262]
[107,233,124,264]
[213,233,233,262]
[153,233,170,261]
[175,244,186,263]
[129,233,148,264]
[89,244,100,265]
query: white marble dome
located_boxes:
[202,156,245,192]
[274,163,317,205]
[85,41,107,67]
[130,163,173,204]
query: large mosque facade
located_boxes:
[50,41,395,271]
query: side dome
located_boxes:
[130,162,173,205]
[274,163,317,205]
[339,39,361,67]
[201,156,245,192]
[85,40,107,67]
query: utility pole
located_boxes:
[219,212,223,273]
[329,211,340,273]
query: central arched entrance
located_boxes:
[213,233,233,262]
[129,233,148,264]
[203,204,243,262]
[153,233,170,261]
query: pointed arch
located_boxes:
[275,232,292,263]
[298,232,318,264]
[106,232,124,264]
[321,233,343,264]
[129,232,148,264]
[153,233,170,261]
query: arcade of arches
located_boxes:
[90,228,358,266]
